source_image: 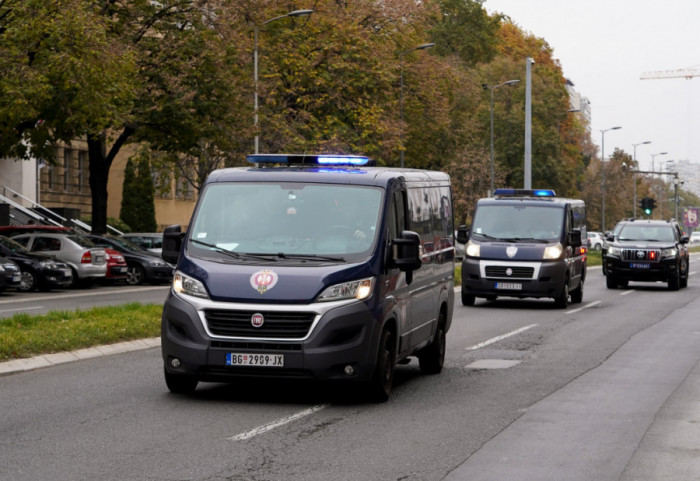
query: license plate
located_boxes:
[12,274,21,282]
[495,282,522,290]
[226,353,284,367]
[63,269,71,275]
[630,263,650,269]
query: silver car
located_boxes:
[11,233,107,287]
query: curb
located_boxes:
[0,337,161,377]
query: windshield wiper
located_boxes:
[190,239,277,262]
[248,252,346,262]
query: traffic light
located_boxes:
[640,197,656,216]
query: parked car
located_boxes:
[0,255,22,293]
[84,234,174,285]
[691,231,700,244]
[0,235,73,291]
[587,231,604,251]
[120,233,163,254]
[11,233,107,287]
[103,248,128,283]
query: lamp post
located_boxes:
[650,151,667,172]
[254,9,313,154]
[659,160,675,219]
[600,126,621,231]
[484,79,520,195]
[632,141,651,217]
[399,42,435,168]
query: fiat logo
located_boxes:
[251,313,264,328]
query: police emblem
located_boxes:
[250,269,278,294]
[506,246,518,258]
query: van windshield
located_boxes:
[471,204,564,242]
[188,182,383,261]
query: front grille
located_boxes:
[204,309,315,339]
[484,265,535,279]
[621,249,660,262]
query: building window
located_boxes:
[78,151,88,193]
[63,148,71,192]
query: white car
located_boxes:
[587,231,604,250]
[691,231,700,244]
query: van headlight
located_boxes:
[465,241,481,258]
[543,243,563,260]
[316,277,374,302]
[173,271,209,299]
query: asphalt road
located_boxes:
[1,260,699,481]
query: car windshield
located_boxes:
[188,182,383,261]
[0,235,30,253]
[618,225,675,242]
[471,204,564,242]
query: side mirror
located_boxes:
[605,232,615,242]
[680,235,690,244]
[456,225,469,244]
[568,230,582,247]
[162,224,184,265]
[391,230,422,273]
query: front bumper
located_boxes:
[604,256,679,282]
[460,257,567,299]
[161,292,381,384]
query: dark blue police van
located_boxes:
[456,189,587,308]
[160,154,455,401]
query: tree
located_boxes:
[119,158,138,231]
[135,156,157,232]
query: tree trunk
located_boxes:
[87,127,135,235]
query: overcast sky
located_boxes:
[483,0,700,173]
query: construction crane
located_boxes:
[640,66,700,80]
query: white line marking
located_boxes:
[465,324,538,351]
[620,290,634,296]
[0,286,169,305]
[229,404,329,441]
[0,306,44,314]
[566,300,601,314]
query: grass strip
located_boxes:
[0,303,162,361]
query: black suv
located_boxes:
[604,219,689,290]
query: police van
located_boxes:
[456,189,587,308]
[160,154,455,401]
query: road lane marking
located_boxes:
[465,324,538,351]
[620,290,634,296]
[229,404,330,441]
[566,300,601,314]
[0,285,169,305]
[0,306,44,314]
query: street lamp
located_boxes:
[399,42,435,168]
[253,9,313,154]
[600,126,621,232]
[632,141,651,217]
[659,160,675,219]
[484,79,520,195]
[650,151,667,172]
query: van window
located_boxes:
[189,182,384,260]
[471,204,565,242]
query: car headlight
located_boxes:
[316,277,374,302]
[660,247,677,258]
[607,246,622,256]
[543,243,563,260]
[148,259,168,267]
[39,260,58,269]
[0,265,5,272]
[173,271,209,299]
[465,240,481,258]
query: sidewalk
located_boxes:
[0,337,160,376]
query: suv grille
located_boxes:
[484,265,535,279]
[621,249,660,262]
[204,309,315,339]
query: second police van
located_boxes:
[160,154,455,402]
[456,189,587,308]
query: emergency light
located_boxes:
[493,189,556,197]
[246,154,371,166]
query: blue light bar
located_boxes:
[246,154,370,166]
[493,189,556,197]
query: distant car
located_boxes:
[11,233,107,287]
[586,231,604,251]
[0,256,22,293]
[691,231,700,244]
[0,235,72,292]
[120,233,163,254]
[103,248,128,282]
[85,234,174,285]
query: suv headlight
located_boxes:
[173,271,209,299]
[316,277,374,302]
[607,246,622,256]
[543,243,563,260]
[660,247,677,258]
[465,240,481,258]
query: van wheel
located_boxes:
[367,328,395,403]
[554,281,569,308]
[461,290,475,306]
[418,312,446,375]
[164,367,198,394]
[570,279,583,304]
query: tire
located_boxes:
[418,312,446,375]
[668,268,680,291]
[164,367,198,394]
[570,278,584,304]
[461,289,475,306]
[19,269,39,292]
[366,327,395,403]
[126,264,146,286]
[554,280,569,308]
[606,275,618,289]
